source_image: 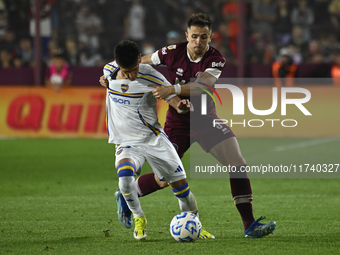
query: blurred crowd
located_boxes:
[1,0,340,69]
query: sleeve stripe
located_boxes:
[137,76,163,85]
[138,71,164,82]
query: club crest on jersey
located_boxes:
[121,84,129,93]
[195,71,203,77]
[116,149,123,155]
[176,68,184,76]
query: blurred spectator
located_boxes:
[3,0,30,38]
[322,33,340,62]
[330,49,340,85]
[251,0,277,39]
[0,48,12,68]
[79,46,104,67]
[285,25,309,62]
[313,0,331,33]
[55,0,79,41]
[29,0,56,59]
[287,44,303,64]
[166,30,180,45]
[12,55,23,68]
[0,0,6,11]
[0,30,19,56]
[76,4,102,53]
[305,39,324,63]
[274,0,292,47]
[161,0,184,32]
[0,9,8,41]
[124,0,145,49]
[290,0,314,41]
[247,31,267,64]
[64,37,79,66]
[18,37,34,67]
[221,0,238,38]
[45,53,71,91]
[2,0,340,68]
[329,0,340,38]
[272,47,297,86]
[182,6,195,31]
[142,41,155,56]
[263,42,277,64]
[221,0,243,60]
[44,38,61,63]
[212,23,235,63]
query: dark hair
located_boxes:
[187,13,212,32]
[114,40,140,68]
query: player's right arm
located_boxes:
[142,47,224,99]
[100,61,119,88]
[99,75,109,88]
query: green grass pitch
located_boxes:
[0,138,339,254]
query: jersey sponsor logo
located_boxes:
[109,94,131,105]
[211,61,225,68]
[162,47,167,55]
[176,68,184,76]
[167,45,176,50]
[121,84,129,93]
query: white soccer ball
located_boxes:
[170,212,202,242]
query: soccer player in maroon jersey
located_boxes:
[100,13,276,238]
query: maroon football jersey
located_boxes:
[157,42,226,128]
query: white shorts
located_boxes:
[115,133,186,184]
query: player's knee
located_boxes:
[229,154,246,167]
[119,176,135,194]
[237,155,246,166]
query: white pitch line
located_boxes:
[273,138,340,152]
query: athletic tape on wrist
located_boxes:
[174,84,181,95]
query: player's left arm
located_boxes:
[148,84,192,114]
[145,64,192,113]
[151,71,218,99]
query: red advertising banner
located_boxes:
[0,86,339,138]
[0,87,169,138]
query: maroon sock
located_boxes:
[229,165,255,230]
[135,173,163,197]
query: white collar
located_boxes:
[186,44,209,63]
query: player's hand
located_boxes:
[99,75,109,88]
[149,85,174,100]
[177,99,193,114]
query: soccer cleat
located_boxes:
[191,210,215,239]
[199,227,215,239]
[133,216,147,241]
[115,189,132,228]
[244,216,276,238]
